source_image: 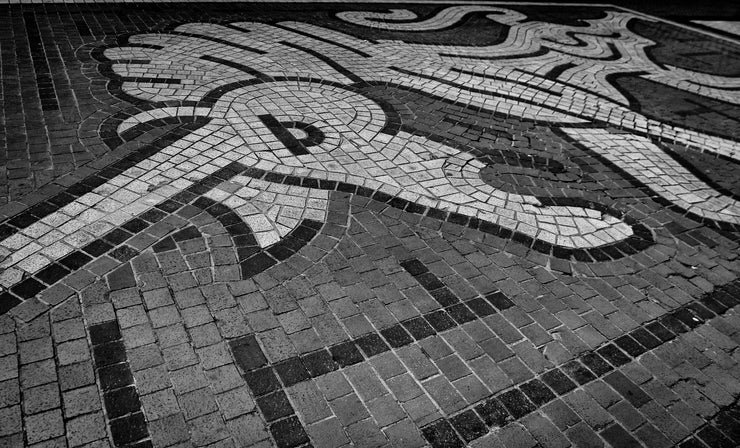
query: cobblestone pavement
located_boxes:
[1,2,740,447]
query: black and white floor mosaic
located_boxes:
[0,2,739,448]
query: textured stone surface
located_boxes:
[0,2,739,448]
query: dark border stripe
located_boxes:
[421,279,740,447]
[258,114,311,156]
[271,22,372,58]
[551,128,740,237]
[541,30,622,48]
[73,14,92,37]
[0,161,326,314]
[230,335,310,448]
[93,34,740,236]
[553,41,622,61]
[543,62,578,80]
[233,168,654,264]
[677,396,740,447]
[440,47,550,60]
[226,261,740,447]
[119,76,181,85]
[90,320,151,447]
[280,40,365,84]
[0,120,208,234]
[23,12,58,111]
[224,237,740,446]
[0,160,656,315]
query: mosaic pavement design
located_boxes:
[1,2,740,448]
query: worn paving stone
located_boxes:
[65,411,107,447]
[24,409,64,444]
[1,2,740,447]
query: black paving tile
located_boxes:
[402,317,436,340]
[103,228,133,245]
[0,293,22,315]
[475,397,511,427]
[104,386,142,419]
[59,251,92,270]
[561,360,597,385]
[614,335,647,357]
[230,335,268,372]
[597,344,631,367]
[422,420,465,448]
[89,321,122,345]
[580,352,614,376]
[93,341,127,367]
[274,357,310,387]
[244,367,282,397]
[715,409,740,442]
[257,390,294,422]
[485,291,515,310]
[498,388,537,419]
[109,412,148,445]
[466,297,497,317]
[446,303,478,324]
[35,263,71,285]
[355,334,390,358]
[98,363,135,392]
[540,369,577,395]
[520,379,556,406]
[11,278,45,299]
[270,416,310,448]
[697,425,735,448]
[425,311,457,332]
[678,437,710,448]
[450,410,488,442]
[400,259,428,276]
[330,341,364,367]
[121,218,150,233]
[645,321,675,342]
[381,324,414,348]
[629,327,662,350]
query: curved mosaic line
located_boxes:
[349,80,740,237]
[99,17,740,191]
[4,8,740,304]
[96,24,646,251]
[336,6,527,32]
[340,7,740,140]
[6,9,740,295]
[562,128,740,224]
[0,117,650,301]
[82,79,637,240]
[0,157,328,311]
